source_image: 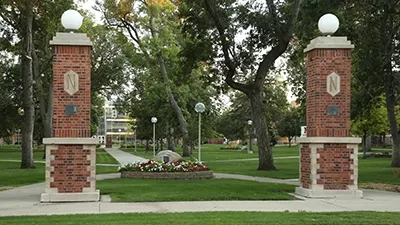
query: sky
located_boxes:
[76,0,102,24]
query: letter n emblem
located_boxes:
[327,72,340,97]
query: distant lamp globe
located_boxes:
[151,117,158,124]
[61,10,83,31]
[18,108,24,115]
[194,102,205,113]
[318,13,339,36]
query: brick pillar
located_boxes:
[41,33,99,202]
[295,37,362,198]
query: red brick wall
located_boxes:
[317,143,354,190]
[52,46,92,138]
[50,145,91,193]
[300,144,311,188]
[299,143,355,190]
[306,49,352,137]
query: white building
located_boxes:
[96,100,135,145]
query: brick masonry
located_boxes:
[52,45,92,138]
[41,33,99,202]
[306,49,352,137]
[121,171,214,180]
[296,37,361,198]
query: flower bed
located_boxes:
[118,160,214,180]
[368,152,392,158]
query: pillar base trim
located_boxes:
[297,137,361,144]
[43,138,98,145]
[40,190,100,202]
[295,187,363,199]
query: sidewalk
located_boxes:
[104,148,147,165]
[1,186,400,216]
[0,148,400,217]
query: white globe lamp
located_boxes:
[318,13,339,36]
[194,102,205,113]
[194,102,205,161]
[151,117,158,124]
[61,10,83,31]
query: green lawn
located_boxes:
[0,146,119,188]
[2,212,400,225]
[0,146,118,165]
[122,144,299,161]
[0,162,45,187]
[207,158,299,179]
[96,148,119,164]
[0,144,45,161]
[97,178,295,202]
[358,157,400,185]
[207,157,400,185]
[122,144,399,185]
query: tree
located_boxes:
[19,0,35,169]
[100,0,194,156]
[351,1,400,167]
[181,0,302,170]
[287,0,400,167]
[351,103,389,158]
[276,108,302,147]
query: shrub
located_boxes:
[118,160,209,173]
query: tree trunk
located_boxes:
[385,87,400,167]
[248,90,276,170]
[288,137,292,147]
[167,124,175,151]
[20,1,35,169]
[366,136,371,152]
[160,138,164,151]
[145,139,149,152]
[32,45,53,159]
[157,56,190,157]
[362,134,367,159]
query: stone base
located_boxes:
[295,187,363,199]
[41,190,100,202]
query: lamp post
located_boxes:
[104,106,107,145]
[118,129,121,147]
[133,125,137,152]
[151,117,157,157]
[111,108,117,147]
[195,102,205,161]
[124,128,127,148]
[247,120,253,154]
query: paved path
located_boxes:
[205,156,299,163]
[1,148,400,216]
[104,148,147,165]
[1,183,400,216]
[214,173,298,185]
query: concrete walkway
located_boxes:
[1,148,400,216]
[1,182,400,216]
[104,148,147,165]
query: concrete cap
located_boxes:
[298,137,361,144]
[304,36,354,53]
[50,32,92,46]
[43,138,98,145]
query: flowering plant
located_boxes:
[118,159,209,172]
